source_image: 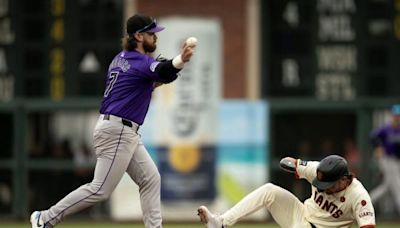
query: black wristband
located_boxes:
[155,60,181,83]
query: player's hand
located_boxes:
[181,43,194,63]
[279,157,297,173]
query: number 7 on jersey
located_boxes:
[104,71,119,97]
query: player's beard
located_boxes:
[143,40,156,53]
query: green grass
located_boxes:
[1,222,399,228]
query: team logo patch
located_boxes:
[299,160,308,166]
[361,200,367,206]
[150,61,160,72]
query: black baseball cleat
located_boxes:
[197,206,224,228]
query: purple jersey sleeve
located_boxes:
[137,55,165,81]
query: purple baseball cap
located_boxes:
[126,14,164,34]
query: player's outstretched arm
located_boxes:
[279,157,297,173]
[154,37,196,84]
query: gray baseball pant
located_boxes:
[40,115,162,228]
[370,155,400,212]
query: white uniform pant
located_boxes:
[221,183,312,228]
[41,115,162,228]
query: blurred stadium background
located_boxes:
[0,0,400,227]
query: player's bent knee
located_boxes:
[149,171,161,186]
[95,190,111,201]
[149,167,161,180]
[87,184,112,201]
[140,170,161,190]
[257,183,285,205]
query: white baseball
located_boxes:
[186,37,198,47]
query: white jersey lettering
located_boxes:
[296,160,375,227]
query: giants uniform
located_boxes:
[217,157,375,228]
[297,160,375,228]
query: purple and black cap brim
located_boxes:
[127,15,166,35]
[147,25,165,33]
[135,20,164,33]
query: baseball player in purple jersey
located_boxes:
[198,155,375,228]
[30,14,195,228]
[369,104,400,213]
